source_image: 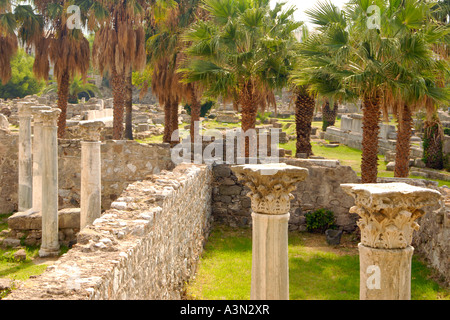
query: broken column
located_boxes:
[38,108,61,257]
[232,163,309,300]
[17,102,33,211]
[79,120,105,229]
[31,105,51,213]
[341,182,442,300]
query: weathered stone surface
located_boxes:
[231,163,308,300]
[0,131,174,214]
[341,183,442,249]
[14,248,27,261]
[4,164,213,300]
[232,163,309,215]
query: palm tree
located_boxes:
[288,26,316,158]
[124,70,133,140]
[145,0,201,144]
[32,0,90,138]
[297,0,398,183]
[181,0,300,156]
[322,98,338,132]
[0,1,43,84]
[377,0,449,176]
[292,85,316,157]
[77,0,148,140]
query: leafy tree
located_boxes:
[0,0,43,85]
[0,48,45,99]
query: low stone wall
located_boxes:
[58,139,174,210]
[212,158,361,232]
[5,164,213,300]
[0,131,174,214]
[0,129,18,213]
[413,188,450,287]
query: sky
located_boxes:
[270,0,348,27]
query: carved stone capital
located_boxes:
[79,120,105,141]
[30,106,51,120]
[18,102,33,119]
[35,109,61,127]
[341,183,442,249]
[232,163,308,215]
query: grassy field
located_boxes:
[185,225,450,300]
[0,213,63,298]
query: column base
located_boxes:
[359,243,414,300]
[39,246,60,258]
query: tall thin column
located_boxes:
[341,183,442,300]
[38,108,61,258]
[31,106,51,213]
[18,102,33,211]
[79,120,105,229]
[232,163,308,300]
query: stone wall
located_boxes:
[5,164,213,300]
[0,129,18,213]
[59,140,174,210]
[325,114,423,158]
[0,131,174,214]
[413,188,450,287]
[212,158,361,232]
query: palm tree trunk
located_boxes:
[361,94,381,183]
[394,105,412,177]
[240,81,257,158]
[124,71,133,140]
[322,100,338,132]
[170,98,180,145]
[190,86,201,143]
[57,71,70,139]
[163,97,172,143]
[111,69,125,140]
[295,92,315,158]
[423,112,444,170]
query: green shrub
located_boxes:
[184,100,215,118]
[305,209,336,233]
[444,128,450,136]
[257,111,272,123]
[0,49,45,99]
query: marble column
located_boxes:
[38,108,61,258]
[79,120,105,229]
[341,182,442,300]
[31,106,51,213]
[232,163,309,300]
[18,102,33,212]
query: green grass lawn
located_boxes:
[185,225,449,300]
[0,213,61,298]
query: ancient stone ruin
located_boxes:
[0,95,448,300]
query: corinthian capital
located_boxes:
[341,183,442,249]
[232,163,308,215]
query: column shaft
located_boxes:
[359,244,413,300]
[18,115,32,211]
[80,141,102,228]
[251,212,289,300]
[39,111,60,257]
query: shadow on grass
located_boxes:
[289,251,360,300]
[189,226,449,300]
